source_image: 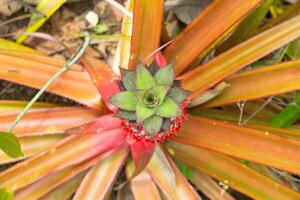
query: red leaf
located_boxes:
[80,56,120,111]
[130,140,155,177]
[66,115,123,134]
[155,52,167,68]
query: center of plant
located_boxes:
[143,90,159,107]
[108,62,190,142]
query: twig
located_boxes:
[104,0,133,19]
[7,36,91,132]
[241,96,273,126]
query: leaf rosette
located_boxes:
[108,62,190,142]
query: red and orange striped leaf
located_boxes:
[172,116,300,174]
[163,0,263,75]
[39,173,85,200]
[180,15,300,100]
[201,60,300,108]
[128,0,164,68]
[126,161,161,200]
[0,135,65,165]
[14,147,123,200]
[189,170,235,200]
[130,140,155,177]
[147,147,200,200]
[0,50,83,71]
[0,129,126,191]
[0,52,101,108]
[74,148,128,200]
[0,107,102,137]
[167,142,300,200]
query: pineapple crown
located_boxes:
[108,62,190,141]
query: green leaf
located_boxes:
[0,188,13,200]
[174,160,194,179]
[95,23,109,34]
[136,64,156,90]
[114,109,136,120]
[0,131,23,158]
[154,85,170,105]
[120,67,130,78]
[148,62,160,75]
[108,91,137,111]
[136,103,156,123]
[123,72,137,91]
[154,63,174,85]
[270,92,300,127]
[157,98,182,118]
[142,115,163,136]
[162,118,171,131]
[168,87,191,104]
[287,38,300,60]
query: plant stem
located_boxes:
[7,36,91,132]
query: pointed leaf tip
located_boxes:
[136,64,156,90]
[142,115,163,136]
[109,91,137,111]
[115,109,136,121]
[157,98,182,118]
[155,63,174,85]
[168,87,191,104]
[0,131,23,158]
[136,103,156,123]
[123,71,137,91]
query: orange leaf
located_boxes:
[172,116,300,174]
[0,129,126,191]
[73,148,128,200]
[0,53,101,108]
[190,170,235,200]
[0,135,65,165]
[201,60,300,107]
[0,107,103,137]
[147,147,200,200]
[180,15,300,100]
[167,142,300,200]
[126,162,161,200]
[128,0,164,68]
[163,0,263,75]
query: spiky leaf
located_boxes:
[155,63,174,85]
[154,85,170,105]
[142,115,163,136]
[157,98,182,117]
[168,87,191,104]
[0,131,23,158]
[136,103,156,123]
[120,67,130,78]
[123,72,137,91]
[148,62,160,75]
[162,118,172,131]
[108,91,137,111]
[136,64,156,90]
[115,109,136,120]
[0,188,13,200]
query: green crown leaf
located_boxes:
[110,62,189,137]
[142,115,163,136]
[156,97,182,117]
[136,64,155,90]
[154,63,174,85]
[108,91,137,111]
